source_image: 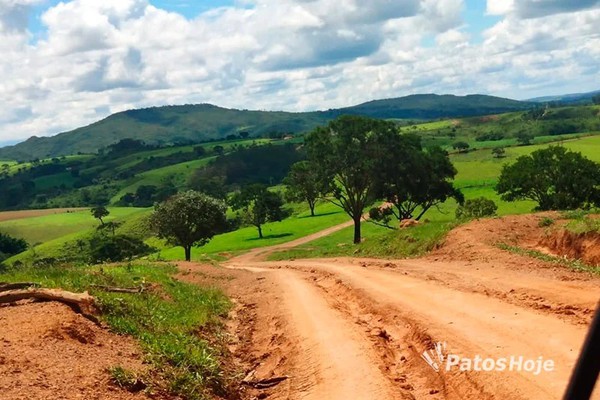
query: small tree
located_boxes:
[284,161,323,216]
[496,146,600,210]
[91,206,110,226]
[150,191,227,261]
[492,147,506,159]
[231,184,288,239]
[456,197,498,220]
[452,141,470,153]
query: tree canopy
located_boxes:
[231,184,288,239]
[372,134,463,222]
[150,191,227,261]
[305,115,394,243]
[284,161,323,216]
[496,146,600,210]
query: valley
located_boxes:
[1,99,599,400]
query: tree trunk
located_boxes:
[257,225,263,239]
[353,216,361,244]
[309,201,315,217]
[184,246,192,262]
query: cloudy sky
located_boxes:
[0,0,599,145]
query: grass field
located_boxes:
[157,201,351,262]
[0,207,147,246]
[452,134,600,188]
[111,157,216,203]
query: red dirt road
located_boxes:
[218,214,600,400]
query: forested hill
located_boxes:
[0,94,533,160]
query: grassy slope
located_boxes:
[0,207,146,245]
[2,208,149,263]
[157,202,350,262]
[110,157,216,204]
[0,262,232,399]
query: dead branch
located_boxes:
[90,284,144,294]
[0,282,40,292]
[0,288,96,318]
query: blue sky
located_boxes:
[0,0,599,143]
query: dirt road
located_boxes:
[214,214,599,400]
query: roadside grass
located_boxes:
[156,201,350,262]
[496,243,600,275]
[268,219,456,261]
[0,207,147,245]
[268,194,536,261]
[0,262,233,399]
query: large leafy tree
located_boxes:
[496,146,600,210]
[306,116,394,244]
[150,191,227,261]
[284,161,323,216]
[231,184,288,239]
[372,133,463,222]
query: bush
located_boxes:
[89,235,155,263]
[0,232,28,257]
[456,197,498,220]
[538,217,555,227]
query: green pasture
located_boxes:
[111,157,216,203]
[0,207,147,246]
[157,201,350,262]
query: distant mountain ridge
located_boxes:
[527,89,600,105]
[0,94,534,160]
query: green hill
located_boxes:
[331,94,532,119]
[0,94,533,160]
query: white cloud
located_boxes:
[0,0,599,143]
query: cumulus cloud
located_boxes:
[0,0,599,143]
[487,0,600,18]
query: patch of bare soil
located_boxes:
[177,262,302,400]
[539,229,600,266]
[0,302,148,400]
[0,208,85,222]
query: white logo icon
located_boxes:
[421,341,447,372]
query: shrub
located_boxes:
[89,234,154,263]
[456,197,498,220]
[538,217,555,227]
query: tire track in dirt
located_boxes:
[222,214,599,399]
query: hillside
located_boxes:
[528,89,600,105]
[1,104,598,212]
[331,94,532,119]
[0,94,533,160]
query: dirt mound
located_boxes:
[432,213,555,262]
[0,302,147,400]
[540,229,600,266]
